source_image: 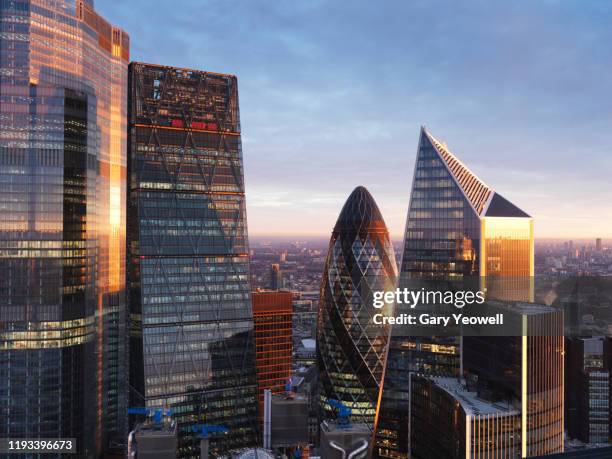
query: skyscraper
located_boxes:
[270,263,284,290]
[127,63,258,456]
[463,304,564,458]
[410,376,521,459]
[374,127,536,458]
[317,186,398,430]
[566,337,612,445]
[0,1,129,456]
[252,290,293,429]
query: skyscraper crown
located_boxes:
[422,127,530,218]
[334,186,387,234]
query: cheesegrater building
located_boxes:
[317,186,398,431]
[127,63,258,457]
[0,0,129,456]
[374,128,563,458]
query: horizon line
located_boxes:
[248,233,612,241]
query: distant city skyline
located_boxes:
[98,0,612,239]
[3,3,612,457]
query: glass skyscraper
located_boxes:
[317,186,398,431]
[0,0,128,456]
[565,337,612,445]
[410,376,521,459]
[127,63,258,457]
[463,307,564,458]
[374,127,541,458]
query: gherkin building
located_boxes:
[317,186,398,430]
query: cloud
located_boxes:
[97,0,612,238]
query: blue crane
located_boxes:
[128,407,173,425]
[325,399,352,427]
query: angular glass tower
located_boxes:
[0,1,129,456]
[400,127,533,291]
[317,186,398,430]
[127,63,258,457]
[374,127,536,458]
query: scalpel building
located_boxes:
[127,63,258,457]
[0,0,129,456]
[374,127,544,458]
[317,186,398,431]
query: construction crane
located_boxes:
[325,399,352,427]
[323,400,369,458]
[128,407,173,425]
[127,407,175,458]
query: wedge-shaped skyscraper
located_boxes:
[374,127,538,458]
[317,186,398,430]
[400,127,534,291]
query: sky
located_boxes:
[97,0,612,240]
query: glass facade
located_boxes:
[374,127,544,459]
[566,337,612,445]
[401,132,482,281]
[375,129,482,458]
[481,217,534,302]
[317,186,398,431]
[463,308,565,457]
[127,63,258,458]
[586,371,610,444]
[411,376,520,459]
[252,291,293,430]
[0,0,128,456]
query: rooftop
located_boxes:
[134,419,177,437]
[487,300,558,316]
[531,446,612,459]
[429,377,519,417]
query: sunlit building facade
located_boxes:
[411,376,521,459]
[463,305,564,457]
[0,0,128,456]
[317,186,398,431]
[252,290,293,430]
[127,63,258,457]
[374,127,536,458]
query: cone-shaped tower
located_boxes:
[317,186,398,431]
